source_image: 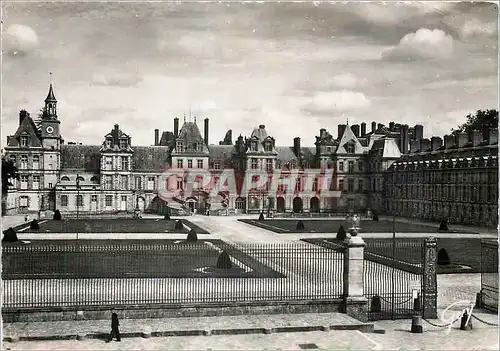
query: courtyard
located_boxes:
[13,218,209,234]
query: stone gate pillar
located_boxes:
[422,237,438,319]
[342,235,368,322]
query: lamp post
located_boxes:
[76,174,81,220]
[391,163,399,320]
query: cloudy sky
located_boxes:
[2,1,498,147]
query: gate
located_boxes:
[364,238,425,320]
[479,239,498,312]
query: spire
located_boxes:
[45,72,57,102]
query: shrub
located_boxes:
[296,220,305,230]
[437,248,451,265]
[216,250,232,269]
[53,210,62,220]
[2,227,18,243]
[174,220,184,230]
[336,225,346,240]
[258,212,264,221]
[372,213,379,221]
[439,220,448,231]
[30,219,40,230]
[186,229,198,242]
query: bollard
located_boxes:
[370,295,382,313]
[475,292,482,309]
[460,310,473,330]
[411,315,423,333]
[413,293,422,312]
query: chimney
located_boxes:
[409,127,415,140]
[204,118,209,145]
[455,133,468,148]
[351,124,360,138]
[19,110,28,125]
[360,122,366,136]
[259,124,265,129]
[174,118,179,138]
[410,140,420,153]
[431,136,443,151]
[444,135,455,149]
[471,130,482,147]
[377,123,384,130]
[400,124,409,154]
[320,128,326,138]
[371,121,376,133]
[389,122,395,131]
[482,125,490,142]
[293,137,301,158]
[489,129,498,145]
[338,124,346,139]
[227,130,233,145]
[395,123,401,133]
[114,124,119,143]
[420,138,431,152]
[414,124,424,140]
[154,129,159,146]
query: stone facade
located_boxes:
[383,130,499,227]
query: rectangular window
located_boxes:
[121,175,128,190]
[119,140,127,149]
[264,141,272,151]
[277,184,285,193]
[266,159,273,173]
[358,179,364,192]
[105,195,113,207]
[251,159,258,169]
[176,178,183,190]
[20,196,28,207]
[197,159,203,168]
[177,159,183,168]
[338,179,344,191]
[348,161,355,173]
[9,155,16,165]
[250,142,258,151]
[213,161,220,170]
[106,157,113,170]
[32,155,40,169]
[105,175,112,190]
[76,195,83,207]
[106,139,112,147]
[312,178,319,191]
[135,176,142,190]
[120,156,128,171]
[147,177,155,190]
[188,159,193,168]
[376,179,381,191]
[20,155,28,169]
[33,175,40,190]
[61,195,68,207]
[49,182,52,189]
[176,141,183,151]
[338,161,344,172]
[348,179,354,192]
[91,195,97,202]
[20,175,28,189]
[20,136,28,147]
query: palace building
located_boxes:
[3,84,497,227]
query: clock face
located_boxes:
[46,126,54,134]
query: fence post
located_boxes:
[422,237,438,319]
[342,235,368,322]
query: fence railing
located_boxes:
[480,239,498,312]
[2,242,344,309]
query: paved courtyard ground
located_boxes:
[238,218,476,234]
[11,219,209,234]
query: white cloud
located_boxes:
[91,73,143,87]
[382,28,454,61]
[324,73,367,89]
[459,19,497,39]
[304,90,371,115]
[4,24,39,56]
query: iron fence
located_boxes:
[363,239,424,320]
[2,241,343,309]
[480,239,498,312]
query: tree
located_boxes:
[451,109,498,136]
[2,156,19,215]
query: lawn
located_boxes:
[302,237,498,274]
[2,239,285,279]
[14,219,209,234]
[239,219,475,234]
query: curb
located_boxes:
[3,323,374,342]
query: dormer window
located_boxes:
[193,143,198,151]
[345,142,355,154]
[119,139,127,149]
[176,141,183,151]
[264,140,272,152]
[20,136,28,147]
[326,146,332,153]
[250,141,258,151]
[105,138,112,148]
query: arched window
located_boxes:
[61,176,70,181]
[77,176,85,182]
[235,197,246,210]
[90,176,99,183]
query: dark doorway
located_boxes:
[276,197,285,213]
[310,197,320,213]
[293,197,303,213]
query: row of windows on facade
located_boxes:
[388,170,498,184]
[60,194,116,207]
[385,184,498,203]
[105,139,129,149]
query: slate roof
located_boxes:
[132,146,170,172]
[7,116,43,148]
[208,145,235,161]
[60,145,101,171]
[178,122,204,143]
[301,147,317,166]
[275,146,298,164]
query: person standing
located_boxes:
[107,312,121,342]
